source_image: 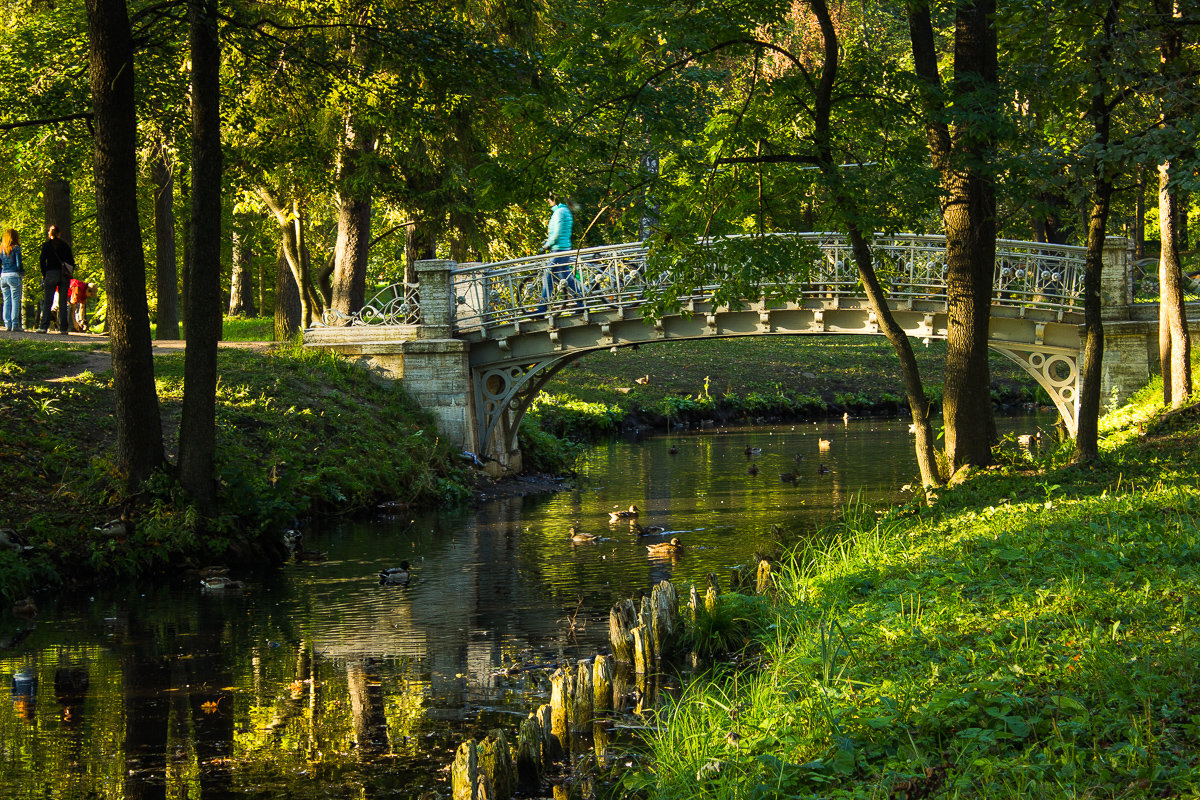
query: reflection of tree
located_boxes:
[53,661,90,790]
[188,610,235,795]
[122,611,171,800]
[347,659,390,755]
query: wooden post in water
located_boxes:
[756,559,773,594]
[592,654,613,714]
[550,668,572,751]
[609,599,637,663]
[478,730,514,800]
[516,715,543,793]
[536,703,561,762]
[631,624,653,674]
[572,661,593,735]
[650,580,678,659]
[452,740,478,800]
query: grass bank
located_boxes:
[619,370,1200,798]
[0,334,470,603]
[529,336,1042,440]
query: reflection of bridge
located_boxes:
[306,233,1160,475]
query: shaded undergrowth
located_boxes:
[0,337,470,602]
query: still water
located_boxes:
[0,415,1047,799]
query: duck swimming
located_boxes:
[631,523,666,536]
[201,576,246,591]
[570,526,599,543]
[747,464,759,476]
[744,446,762,456]
[646,537,683,555]
[380,561,412,584]
[609,505,639,522]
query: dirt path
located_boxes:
[0,329,276,380]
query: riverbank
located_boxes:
[0,334,472,604]
[0,331,1039,607]
[530,336,1041,439]
[622,370,1200,798]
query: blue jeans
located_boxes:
[539,254,580,313]
[1,272,22,330]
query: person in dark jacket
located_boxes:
[38,225,73,335]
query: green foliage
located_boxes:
[636,374,1200,799]
[528,395,624,440]
[517,420,582,474]
[0,339,471,599]
[680,590,772,658]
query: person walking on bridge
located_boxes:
[539,193,580,313]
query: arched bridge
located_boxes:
[306,233,1146,475]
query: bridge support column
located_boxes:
[1096,237,1153,410]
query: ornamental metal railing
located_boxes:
[449,234,1087,333]
[319,280,422,327]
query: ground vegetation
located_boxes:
[612,351,1200,799]
[0,335,469,604]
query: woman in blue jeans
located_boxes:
[539,193,579,313]
[0,229,24,331]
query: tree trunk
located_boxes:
[1134,165,1146,260]
[809,0,941,488]
[258,244,267,321]
[150,130,180,340]
[258,188,314,328]
[330,107,374,320]
[405,221,436,285]
[1155,0,1192,407]
[84,0,165,487]
[1073,0,1119,464]
[909,0,998,473]
[274,250,301,340]
[43,178,72,244]
[228,227,257,317]
[1158,161,1192,406]
[179,0,223,515]
[179,169,190,335]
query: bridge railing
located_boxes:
[450,234,1087,332]
[319,280,422,327]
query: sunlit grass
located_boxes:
[628,355,1200,798]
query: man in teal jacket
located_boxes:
[539,193,579,313]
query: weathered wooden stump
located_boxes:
[650,581,678,658]
[631,624,653,675]
[452,740,478,800]
[516,714,543,792]
[550,668,572,751]
[478,730,514,800]
[609,599,638,663]
[756,559,773,594]
[592,655,613,714]
[572,661,594,735]
[537,703,561,762]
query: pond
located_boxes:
[0,414,1050,799]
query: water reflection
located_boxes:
[0,414,1049,798]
